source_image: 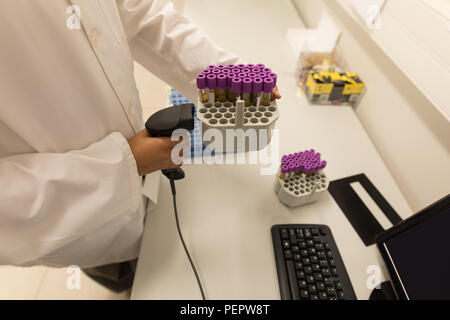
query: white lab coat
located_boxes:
[0,0,241,267]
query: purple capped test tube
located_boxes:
[262,78,274,106]
[242,78,253,107]
[236,63,246,69]
[237,73,248,79]
[196,74,208,103]
[207,65,216,70]
[222,69,230,74]
[201,69,211,75]
[217,74,227,102]
[256,64,265,69]
[241,68,251,74]
[258,72,268,79]
[252,68,262,74]
[231,77,242,104]
[247,73,258,79]
[217,64,226,69]
[263,67,272,73]
[226,73,236,100]
[246,64,255,69]
[227,64,235,69]
[252,78,263,106]
[212,68,221,74]
[232,68,241,74]
[206,74,217,102]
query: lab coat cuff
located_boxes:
[109,132,143,213]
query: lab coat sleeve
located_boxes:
[0,132,142,266]
[116,0,244,103]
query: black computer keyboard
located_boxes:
[271,225,357,300]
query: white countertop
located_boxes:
[131,0,413,300]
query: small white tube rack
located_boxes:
[275,170,329,208]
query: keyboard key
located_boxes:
[310,256,319,264]
[314,273,324,281]
[312,228,320,236]
[315,243,324,251]
[319,228,327,236]
[304,229,312,239]
[326,250,333,258]
[317,252,325,259]
[306,275,315,284]
[324,277,333,286]
[331,267,338,277]
[311,294,319,300]
[298,280,308,289]
[313,236,322,243]
[334,281,342,290]
[327,287,336,296]
[293,254,302,261]
[296,229,304,239]
[280,229,289,239]
[319,260,328,267]
[309,285,318,293]
[338,290,345,300]
[282,240,291,249]
[292,246,300,253]
[300,290,309,299]
[312,264,321,272]
[302,258,311,265]
[289,229,297,244]
[284,250,292,259]
[319,292,328,300]
[286,260,300,300]
[295,262,304,270]
[304,266,313,274]
[324,243,330,250]
[306,240,314,247]
[317,282,325,291]
[299,241,307,249]
[322,268,331,276]
[296,271,305,279]
[308,248,317,255]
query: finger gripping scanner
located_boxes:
[145,103,195,181]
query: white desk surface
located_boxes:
[131,0,413,300]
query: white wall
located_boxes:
[293,0,450,212]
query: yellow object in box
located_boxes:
[306,73,333,95]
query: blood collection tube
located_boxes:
[217,74,227,103]
[231,77,242,105]
[252,68,261,74]
[206,74,217,102]
[242,78,252,107]
[263,67,272,74]
[262,78,274,106]
[241,68,251,74]
[232,68,241,74]
[258,72,268,79]
[237,72,247,79]
[227,64,235,69]
[222,69,230,75]
[247,73,257,79]
[207,65,216,70]
[252,78,263,106]
[256,64,265,69]
[212,68,221,74]
[246,64,255,69]
[217,64,226,69]
[226,73,236,101]
[268,73,278,101]
[196,74,208,103]
[201,69,211,75]
[236,63,246,69]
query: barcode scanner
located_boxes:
[144,103,206,299]
[145,103,195,181]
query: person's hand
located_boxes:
[127,129,184,176]
[272,86,282,99]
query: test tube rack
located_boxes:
[196,64,279,152]
[275,150,329,208]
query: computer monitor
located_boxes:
[376,194,450,300]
